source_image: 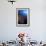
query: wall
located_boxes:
[0,0,46,42]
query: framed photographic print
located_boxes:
[16,8,30,27]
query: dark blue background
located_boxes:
[18,10,28,16]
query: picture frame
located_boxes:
[16,8,30,27]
